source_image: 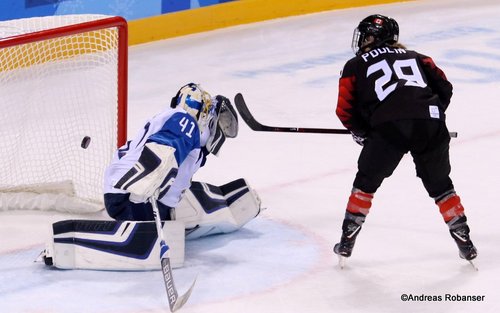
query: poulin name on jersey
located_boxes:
[360,47,407,62]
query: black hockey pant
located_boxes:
[104,193,172,221]
[353,119,454,198]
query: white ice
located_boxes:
[1,0,500,312]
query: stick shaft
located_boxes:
[234,93,458,138]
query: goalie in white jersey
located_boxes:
[103,83,261,239]
[38,84,262,270]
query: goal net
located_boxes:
[0,15,127,213]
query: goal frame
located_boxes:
[0,15,128,146]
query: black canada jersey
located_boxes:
[336,45,453,133]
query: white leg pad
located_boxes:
[174,179,263,240]
[43,220,185,270]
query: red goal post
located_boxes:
[0,15,128,213]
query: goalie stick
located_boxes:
[234,93,458,138]
[150,194,196,312]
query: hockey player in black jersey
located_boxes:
[333,14,477,266]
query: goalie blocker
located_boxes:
[41,178,262,270]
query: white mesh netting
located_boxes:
[0,15,126,213]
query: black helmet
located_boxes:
[352,14,399,55]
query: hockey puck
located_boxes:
[81,136,91,149]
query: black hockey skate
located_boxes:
[333,225,359,258]
[334,212,365,268]
[448,215,478,269]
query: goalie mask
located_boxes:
[205,95,239,156]
[170,83,213,130]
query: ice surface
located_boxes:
[1,0,500,312]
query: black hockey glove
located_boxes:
[350,131,366,146]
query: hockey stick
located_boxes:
[234,93,458,138]
[234,93,350,134]
[150,194,196,312]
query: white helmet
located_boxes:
[170,83,213,126]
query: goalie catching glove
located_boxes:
[205,95,239,156]
[113,142,178,203]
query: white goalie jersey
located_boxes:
[104,106,210,209]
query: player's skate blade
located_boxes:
[333,243,350,269]
[466,260,478,271]
[337,255,347,269]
